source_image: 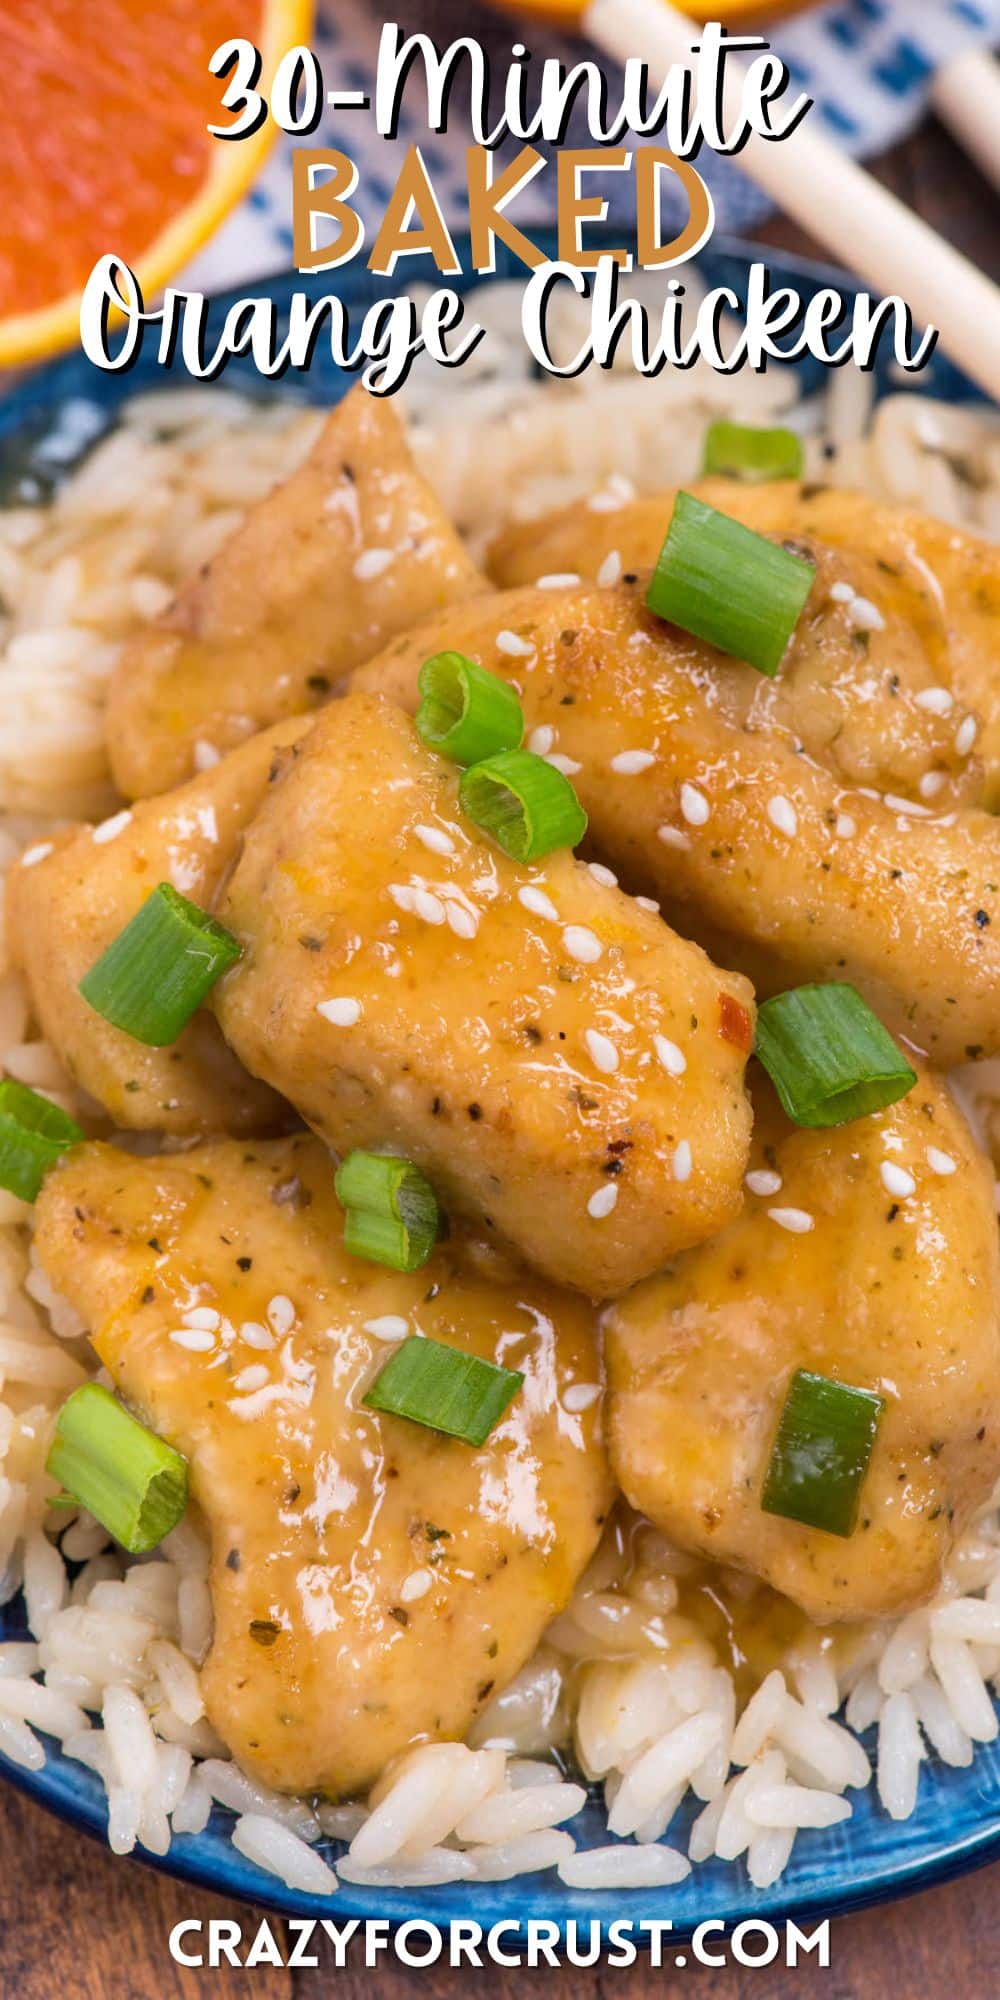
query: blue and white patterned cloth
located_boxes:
[183,0,1000,288]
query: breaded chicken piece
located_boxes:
[7,723,307,1134]
[213,692,754,1297]
[352,585,1000,1066]
[106,388,484,799]
[489,480,1000,806]
[33,1134,613,1797]
[604,1067,1000,1623]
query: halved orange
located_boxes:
[656,0,815,14]
[511,1,812,25]
[0,0,313,367]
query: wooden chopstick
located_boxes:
[584,0,1000,399]
[931,46,1000,194]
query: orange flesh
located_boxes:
[0,0,262,314]
[510,1,811,22]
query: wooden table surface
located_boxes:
[3,113,999,2000]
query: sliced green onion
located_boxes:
[363,1333,523,1446]
[646,491,816,678]
[703,420,804,483]
[416,651,523,765]
[0,1080,83,1202]
[459,749,587,862]
[78,883,241,1046]
[761,1368,884,1538]
[45,1383,188,1554]
[755,983,917,1128]
[335,1150,439,1271]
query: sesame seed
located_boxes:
[847,595,884,632]
[919,771,946,799]
[353,548,393,580]
[267,1294,296,1336]
[955,715,978,757]
[563,925,602,964]
[657,825,692,852]
[915,687,953,716]
[364,1314,410,1342]
[496,629,534,657]
[746,1169,782,1197]
[672,1140,693,1182]
[635,895,660,912]
[519,884,559,921]
[233,1364,269,1394]
[194,739,221,771]
[587,1183,619,1219]
[830,581,887,631]
[880,1162,916,1198]
[588,862,618,888]
[885,794,933,818]
[767,795,798,838]
[585,1028,619,1074]
[680,782,709,827]
[547,753,582,776]
[317,997,362,1026]
[400,1569,434,1603]
[536,572,581,589]
[597,549,622,587]
[835,814,856,839]
[611,750,656,775]
[92,809,132,845]
[654,1034,687,1077]
[587,474,635,513]
[19,842,53,868]
[414,823,456,857]
[926,1147,957,1177]
[413,888,446,925]
[170,1327,216,1352]
[229,1390,271,1423]
[241,1321,276,1350]
[528,725,555,755]
[563,1382,601,1412]
[183,1306,220,1330]
[194,804,218,848]
[445,900,478,939]
[768,1206,814,1234]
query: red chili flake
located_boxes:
[719,993,753,1051]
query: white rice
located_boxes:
[468,1829,577,1883]
[606,1714,723,1837]
[558,1842,691,1889]
[231,1815,339,1897]
[170,1770,213,1836]
[745,1783,851,1831]
[454,1780,586,1845]
[0,272,999,1899]
[337,1847,476,1888]
[877,1694,924,1821]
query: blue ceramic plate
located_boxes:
[1,237,997,1937]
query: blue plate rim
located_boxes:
[4,1722,1000,1938]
